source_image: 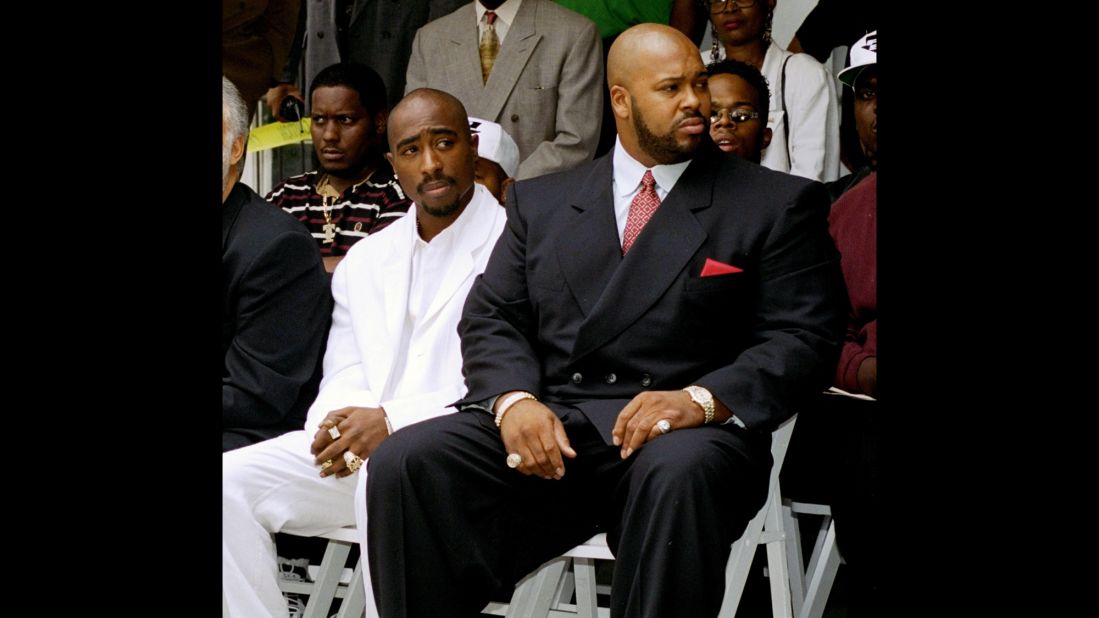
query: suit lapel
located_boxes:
[366,216,414,399]
[555,155,620,317]
[444,6,486,107]
[569,156,716,364]
[420,192,494,323]
[480,1,541,120]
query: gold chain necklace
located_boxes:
[316,171,376,244]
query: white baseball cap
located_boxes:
[838,31,877,89]
[469,117,520,179]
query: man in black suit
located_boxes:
[364,25,848,618]
[222,76,332,451]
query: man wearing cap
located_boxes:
[267,62,412,272]
[365,24,847,617]
[823,31,878,615]
[405,0,603,180]
[223,87,507,618]
[827,30,876,202]
[782,29,879,617]
[470,116,520,203]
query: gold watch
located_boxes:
[683,385,715,424]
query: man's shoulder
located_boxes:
[350,166,410,205]
[419,2,471,30]
[711,154,817,195]
[830,172,876,215]
[341,207,412,261]
[514,156,605,197]
[533,0,598,29]
[267,170,318,202]
[231,184,314,242]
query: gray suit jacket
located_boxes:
[405,0,603,180]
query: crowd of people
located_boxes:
[222,1,878,616]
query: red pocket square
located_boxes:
[700,258,744,277]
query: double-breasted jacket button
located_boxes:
[571,372,583,384]
[604,373,617,384]
[640,373,652,387]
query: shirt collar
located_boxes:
[612,136,692,198]
[476,0,522,27]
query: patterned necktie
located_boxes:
[479,11,499,83]
[622,170,660,254]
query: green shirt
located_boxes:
[553,0,672,39]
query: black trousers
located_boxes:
[366,404,773,618]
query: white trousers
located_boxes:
[222,430,379,618]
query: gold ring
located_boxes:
[343,450,364,473]
[506,453,522,469]
[320,459,334,470]
[327,426,341,440]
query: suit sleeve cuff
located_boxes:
[460,394,500,415]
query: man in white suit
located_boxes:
[405,0,603,180]
[222,88,507,618]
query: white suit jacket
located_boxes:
[305,185,507,431]
[405,0,603,180]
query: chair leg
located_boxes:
[799,519,841,618]
[572,557,599,618]
[783,504,806,618]
[335,556,367,618]
[763,489,793,618]
[303,539,352,618]
[716,507,766,617]
[553,569,574,610]
[718,416,797,618]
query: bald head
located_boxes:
[608,24,701,92]
[606,24,710,167]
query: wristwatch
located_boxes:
[683,385,715,424]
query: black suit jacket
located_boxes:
[222,182,332,450]
[458,150,848,443]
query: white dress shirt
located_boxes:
[476,0,523,45]
[611,137,691,244]
[388,190,487,404]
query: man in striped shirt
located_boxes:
[267,62,412,272]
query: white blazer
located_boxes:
[305,185,507,431]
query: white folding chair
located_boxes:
[277,526,367,618]
[782,501,843,618]
[490,415,799,618]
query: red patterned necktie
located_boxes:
[622,170,660,254]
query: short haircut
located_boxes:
[392,88,473,141]
[705,59,771,121]
[222,76,250,146]
[309,62,389,116]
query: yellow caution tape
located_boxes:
[248,119,312,152]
